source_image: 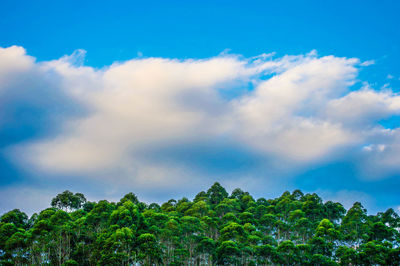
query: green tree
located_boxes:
[137,233,161,265]
[207,182,228,205]
[0,209,28,229]
[51,191,87,212]
[216,240,241,265]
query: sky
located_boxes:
[0,0,400,215]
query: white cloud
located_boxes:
[1,45,400,189]
[360,60,375,66]
[363,144,386,152]
[0,46,35,93]
[325,87,400,127]
[17,56,253,173]
[233,55,359,160]
[359,128,400,178]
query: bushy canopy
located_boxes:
[1,183,399,265]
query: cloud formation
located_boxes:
[1,46,400,210]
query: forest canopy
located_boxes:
[1,183,399,265]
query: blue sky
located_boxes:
[1,0,400,215]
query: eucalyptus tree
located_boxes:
[1,184,400,265]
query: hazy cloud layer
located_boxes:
[1,46,400,213]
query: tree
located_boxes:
[324,201,346,223]
[118,192,139,205]
[256,244,279,265]
[0,209,28,229]
[277,240,300,265]
[97,227,135,266]
[216,241,241,265]
[341,202,367,247]
[207,182,228,205]
[137,233,161,265]
[196,237,215,265]
[51,191,87,212]
[1,185,399,265]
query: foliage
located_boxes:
[1,183,399,265]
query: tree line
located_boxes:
[1,182,399,265]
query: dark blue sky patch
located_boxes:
[0,74,88,147]
[0,154,25,186]
[294,160,400,212]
